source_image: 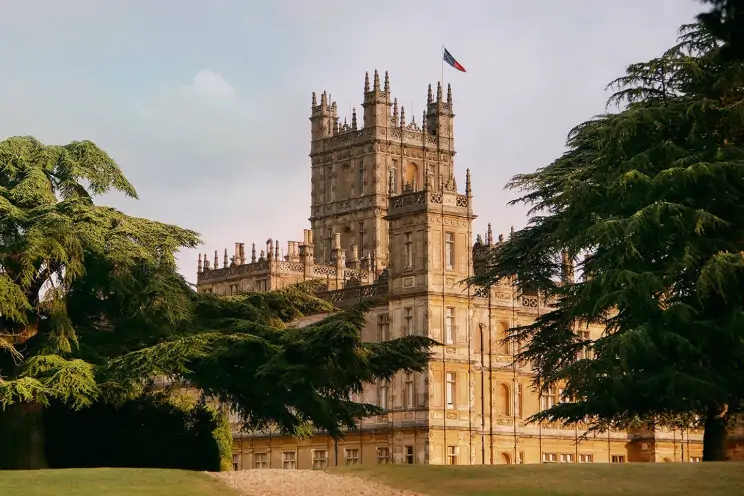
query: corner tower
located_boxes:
[308,71,458,271]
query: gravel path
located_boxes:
[211,469,426,496]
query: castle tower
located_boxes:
[308,71,458,269]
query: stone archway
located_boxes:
[500,452,512,464]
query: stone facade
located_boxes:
[196,70,705,469]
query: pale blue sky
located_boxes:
[0,0,701,282]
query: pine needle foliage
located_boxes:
[1,136,435,444]
[468,21,744,460]
[107,285,436,438]
[0,136,199,410]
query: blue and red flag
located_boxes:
[443,48,466,72]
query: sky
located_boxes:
[0,0,703,283]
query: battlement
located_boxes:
[310,70,455,147]
[195,228,379,292]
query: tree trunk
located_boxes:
[0,402,48,469]
[702,403,729,461]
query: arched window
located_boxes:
[497,383,511,416]
[497,321,511,354]
[500,452,512,464]
[404,163,418,191]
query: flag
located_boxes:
[443,48,466,72]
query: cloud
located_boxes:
[182,70,236,99]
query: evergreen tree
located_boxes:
[0,136,434,468]
[469,21,744,461]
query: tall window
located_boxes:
[404,307,413,335]
[447,446,458,465]
[391,159,398,193]
[405,445,415,464]
[577,329,593,359]
[446,372,456,408]
[312,450,328,469]
[377,314,390,341]
[254,452,268,469]
[232,454,240,471]
[404,233,413,268]
[405,373,414,409]
[344,448,360,466]
[358,163,365,196]
[325,228,333,264]
[325,172,333,203]
[515,382,523,418]
[377,447,390,464]
[540,386,557,410]
[358,222,366,254]
[282,451,296,469]
[378,380,388,409]
[445,307,455,344]
[445,232,455,269]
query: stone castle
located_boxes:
[195,70,706,469]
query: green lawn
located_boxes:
[0,468,238,496]
[337,463,744,496]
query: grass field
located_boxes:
[0,468,238,496]
[338,462,744,496]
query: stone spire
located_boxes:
[364,71,370,93]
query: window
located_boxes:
[232,454,240,471]
[515,383,523,418]
[497,383,511,416]
[446,372,456,408]
[690,456,701,463]
[445,232,455,269]
[447,446,458,465]
[518,451,525,464]
[325,228,333,264]
[377,314,390,341]
[404,233,413,268]
[256,280,268,291]
[611,455,626,463]
[254,452,268,469]
[391,159,398,193]
[404,307,413,335]
[540,386,557,410]
[577,330,593,359]
[344,448,360,466]
[358,222,366,252]
[578,454,593,463]
[378,380,388,409]
[359,164,365,195]
[282,451,296,469]
[559,453,575,463]
[542,453,557,463]
[325,172,333,202]
[229,283,239,295]
[405,445,415,464]
[405,373,414,409]
[312,450,328,469]
[445,307,455,344]
[377,447,390,464]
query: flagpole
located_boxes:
[441,45,445,90]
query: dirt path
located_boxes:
[211,469,425,496]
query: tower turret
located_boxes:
[362,69,392,128]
